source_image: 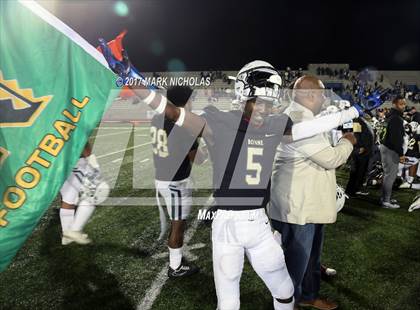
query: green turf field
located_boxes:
[1,124,419,310]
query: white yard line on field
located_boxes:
[96,127,150,130]
[94,130,132,138]
[96,142,152,159]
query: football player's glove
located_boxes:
[353,86,389,116]
[235,60,282,106]
[98,30,156,89]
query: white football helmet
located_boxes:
[336,185,348,212]
[79,155,110,205]
[235,60,282,104]
[409,195,420,212]
[409,121,419,133]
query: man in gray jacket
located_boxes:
[269,76,356,310]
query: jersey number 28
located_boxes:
[150,126,169,158]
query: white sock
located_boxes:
[407,176,414,183]
[70,202,95,232]
[398,164,403,177]
[168,246,183,269]
[60,208,75,232]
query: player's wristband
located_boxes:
[175,107,186,127]
[142,91,156,105]
[155,96,167,114]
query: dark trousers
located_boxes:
[271,220,324,302]
[346,154,370,195]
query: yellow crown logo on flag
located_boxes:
[0,71,52,127]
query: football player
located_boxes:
[151,86,208,277]
[399,121,420,189]
[59,143,108,245]
[99,37,381,309]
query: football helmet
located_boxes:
[409,195,420,212]
[235,60,282,104]
[336,185,348,212]
[409,121,419,133]
[79,155,110,205]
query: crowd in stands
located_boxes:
[200,70,232,85]
[392,80,420,103]
[316,66,352,80]
[279,66,304,85]
[151,67,420,106]
[332,72,420,105]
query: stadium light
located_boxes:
[113,1,129,17]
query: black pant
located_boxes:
[346,154,370,195]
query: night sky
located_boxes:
[40,0,420,71]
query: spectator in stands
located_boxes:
[380,96,407,209]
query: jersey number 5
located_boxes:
[246,147,263,185]
[150,126,169,158]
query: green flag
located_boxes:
[0,0,118,271]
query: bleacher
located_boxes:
[107,66,419,121]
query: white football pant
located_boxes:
[155,178,192,221]
[212,209,294,310]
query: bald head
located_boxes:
[293,75,324,90]
[293,75,326,114]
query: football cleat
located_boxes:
[355,190,369,196]
[399,182,412,189]
[61,237,73,246]
[63,231,92,245]
[168,259,199,278]
[381,201,400,209]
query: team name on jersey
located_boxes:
[247,138,264,146]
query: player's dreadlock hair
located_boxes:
[167,86,193,107]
